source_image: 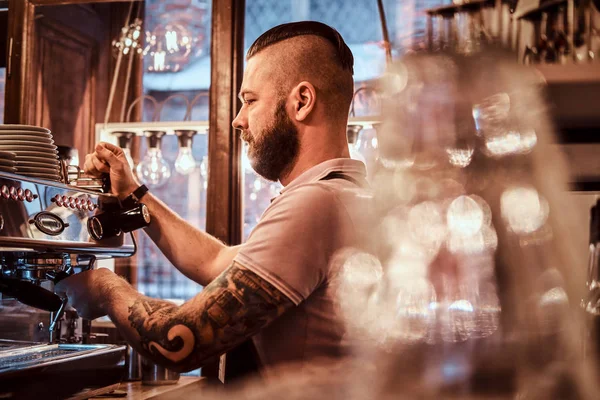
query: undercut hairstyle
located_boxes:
[247,21,355,122]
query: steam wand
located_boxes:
[49,297,68,343]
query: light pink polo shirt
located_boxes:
[234,158,373,372]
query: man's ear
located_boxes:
[291,81,316,122]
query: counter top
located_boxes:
[69,377,207,400]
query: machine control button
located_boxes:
[52,194,63,207]
[24,189,34,202]
[16,188,24,201]
[9,187,17,200]
[1,185,9,199]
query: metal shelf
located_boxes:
[535,63,600,84]
[96,117,383,139]
[95,121,210,138]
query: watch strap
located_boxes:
[130,184,149,202]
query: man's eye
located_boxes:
[245,99,255,105]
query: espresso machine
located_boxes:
[0,162,149,398]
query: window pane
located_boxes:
[242,0,451,238]
[136,0,211,301]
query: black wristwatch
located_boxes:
[122,184,148,208]
[130,184,149,202]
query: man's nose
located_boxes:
[232,108,247,131]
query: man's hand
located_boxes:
[54,268,126,320]
[84,142,139,199]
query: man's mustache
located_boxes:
[241,130,253,143]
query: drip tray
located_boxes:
[0,343,126,398]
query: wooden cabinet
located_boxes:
[4,0,142,165]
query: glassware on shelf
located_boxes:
[113,131,135,169]
[552,7,572,64]
[347,125,367,164]
[174,130,198,175]
[333,52,597,398]
[135,130,171,188]
[539,12,555,63]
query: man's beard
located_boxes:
[244,100,300,182]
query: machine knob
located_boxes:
[88,203,150,241]
[1,185,9,199]
[16,188,24,201]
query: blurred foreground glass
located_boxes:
[331,51,598,399]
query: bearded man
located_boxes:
[56,21,371,375]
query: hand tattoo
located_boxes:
[127,262,293,371]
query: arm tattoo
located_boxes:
[127,262,293,371]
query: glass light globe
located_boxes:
[174,130,197,175]
[135,131,171,188]
[175,147,196,175]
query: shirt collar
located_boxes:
[279,158,367,195]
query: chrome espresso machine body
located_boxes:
[0,170,144,398]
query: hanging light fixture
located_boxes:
[113,131,136,169]
[143,21,196,72]
[112,18,144,57]
[135,131,171,187]
[174,130,198,175]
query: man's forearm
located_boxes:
[140,193,237,285]
[101,278,212,372]
[102,263,293,373]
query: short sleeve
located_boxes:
[234,184,347,305]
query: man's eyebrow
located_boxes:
[238,90,256,101]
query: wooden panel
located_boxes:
[31,0,141,5]
[34,18,95,154]
[5,1,137,162]
[206,0,245,246]
[4,0,35,124]
[204,0,246,383]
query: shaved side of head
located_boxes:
[247,22,354,123]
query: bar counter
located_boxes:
[68,377,207,400]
